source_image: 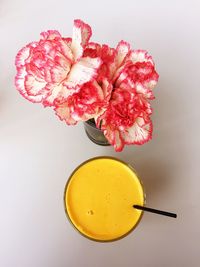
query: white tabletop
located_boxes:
[0,1,200,266]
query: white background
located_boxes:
[0,0,200,266]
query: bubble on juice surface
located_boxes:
[87,210,94,215]
[105,192,111,202]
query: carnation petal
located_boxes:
[116,40,130,67]
[83,42,101,58]
[54,102,77,125]
[71,19,92,61]
[40,30,62,40]
[61,38,73,58]
[135,83,154,99]
[101,126,124,152]
[103,125,115,144]
[144,71,159,90]
[101,79,113,101]
[112,61,131,85]
[113,130,124,152]
[15,45,32,68]
[25,74,46,96]
[15,66,44,103]
[50,61,70,83]
[43,83,72,107]
[65,57,101,88]
[72,19,92,47]
[119,78,135,91]
[87,42,101,50]
[121,117,152,145]
[128,49,154,64]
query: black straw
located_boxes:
[133,205,177,218]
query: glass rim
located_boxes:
[83,119,96,127]
[63,156,146,242]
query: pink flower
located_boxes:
[15,20,101,106]
[97,86,153,151]
[95,41,159,151]
[54,79,112,125]
[113,41,159,98]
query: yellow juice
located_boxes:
[64,157,144,242]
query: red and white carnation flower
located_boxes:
[15,20,101,106]
[15,19,159,152]
[94,41,159,151]
[54,78,112,125]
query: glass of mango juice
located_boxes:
[64,157,145,242]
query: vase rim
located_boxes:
[84,119,96,127]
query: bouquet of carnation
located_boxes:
[15,19,159,151]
